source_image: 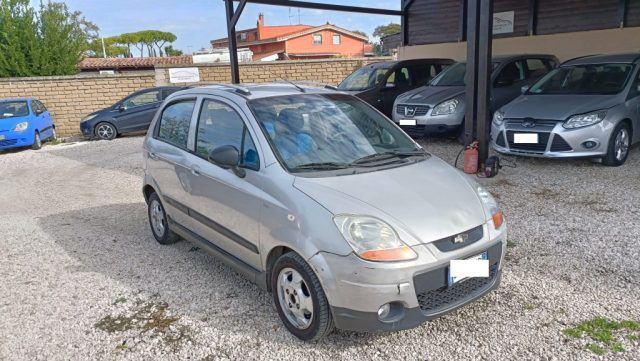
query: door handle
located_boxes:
[148,152,158,160]
[191,167,201,176]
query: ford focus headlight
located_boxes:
[14,122,28,132]
[333,215,417,262]
[492,111,505,126]
[563,110,607,129]
[432,98,459,116]
[477,185,504,229]
[82,114,98,122]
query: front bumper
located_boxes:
[308,224,507,332]
[490,118,612,158]
[80,121,94,139]
[0,132,34,150]
[392,103,464,137]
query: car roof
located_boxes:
[492,54,557,62]
[358,58,454,69]
[562,53,640,66]
[172,82,341,100]
[0,97,31,102]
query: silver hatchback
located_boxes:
[142,83,507,340]
[491,53,640,166]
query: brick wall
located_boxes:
[156,57,390,86]
[0,71,155,137]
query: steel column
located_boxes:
[476,0,493,164]
[459,0,467,42]
[619,0,629,28]
[528,0,537,35]
[225,0,241,84]
[464,0,479,147]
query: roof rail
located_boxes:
[190,82,251,96]
[561,54,599,65]
[291,81,338,91]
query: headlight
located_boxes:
[431,98,459,116]
[14,122,28,132]
[492,111,505,126]
[563,110,607,129]
[82,114,98,122]
[333,215,417,262]
[477,185,504,229]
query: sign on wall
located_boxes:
[169,67,200,83]
[493,11,515,34]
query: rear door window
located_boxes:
[156,100,196,149]
[123,90,161,108]
[526,59,552,79]
[410,64,440,86]
[495,60,526,86]
[195,99,259,169]
[386,67,411,88]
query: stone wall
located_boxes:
[0,72,155,137]
[155,57,389,86]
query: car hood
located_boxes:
[396,85,464,106]
[0,115,30,132]
[502,94,621,120]
[293,157,487,246]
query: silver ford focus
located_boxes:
[491,53,640,166]
[142,83,507,340]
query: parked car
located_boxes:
[491,53,640,166]
[0,98,55,151]
[392,54,558,137]
[142,83,507,340]
[337,58,454,117]
[80,86,186,140]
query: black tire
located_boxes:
[147,193,180,245]
[32,131,42,150]
[603,122,631,166]
[95,122,117,140]
[50,127,57,141]
[271,252,334,341]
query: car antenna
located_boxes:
[264,68,306,93]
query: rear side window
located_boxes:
[386,67,411,88]
[195,99,259,169]
[526,59,551,79]
[410,64,441,86]
[629,70,640,98]
[157,100,196,148]
[123,90,161,108]
[495,61,526,86]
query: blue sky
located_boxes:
[59,0,400,54]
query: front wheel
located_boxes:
[603,122,630,166]
[95,122,117,140]
[32,131,42,150]
[271,252,334,341]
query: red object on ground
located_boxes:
[463,142,479,174]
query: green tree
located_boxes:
[0,0,97,77]
[87,36,128,58]
[164,45,183,56]
[372,23,401,38]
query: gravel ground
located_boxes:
[1,135,639,360]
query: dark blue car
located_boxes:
[0,98,56,151]
[80,86,186,140]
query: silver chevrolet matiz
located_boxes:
[142,83,507,340]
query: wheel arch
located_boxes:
[265,246,294,292]
[143,184,156,204]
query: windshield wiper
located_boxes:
[350,150,426,165]
[290,162,351,171]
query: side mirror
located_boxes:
[35,109,44,116]
[208,145,246,178]
[521,85,530,94]
[118,104,126,112]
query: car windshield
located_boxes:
[528,64,634,95]
[0,101,29,119]
[248,93,426,173]
[430,62,500,86]
[338,66,390,91]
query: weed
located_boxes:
[507,240,517,248]
[563,317,639,355]
[585,343,605,355]
[113,297,127,305]
[523,303,534,311]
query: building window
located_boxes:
[332,34,341,45]
[313,34,322,45]
[239,32,247,41]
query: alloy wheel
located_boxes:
[614,128,630,162]
[149,199,166,237]
[276,267,314,330]
[97,124,115,140]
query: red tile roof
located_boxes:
[78,56,193,70]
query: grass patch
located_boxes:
[523,303,534,311]
[113,297,127,305]
[506,240,517,248]
[563,317,639,355]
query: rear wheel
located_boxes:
[95,122,117,140]
[32,132,42,150]
[603,122,630,166]
[147,193,180,245]
[271,252,334,341]
[50,127,57,141]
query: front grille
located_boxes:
[432,225,484,252]
[505,119,558,129]
[495,131,506,147]
[396,104,430,117]
[550,135,573,152]
[0,139,18,147]
[506,131,550,153]
[417,264,498,314]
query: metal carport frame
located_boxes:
[223,0,494,165]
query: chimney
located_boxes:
[257,13,264,39]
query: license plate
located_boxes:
[399,119,417,126]
[0,135,4,140]
[448,251,489,286]
[514,133,538,144]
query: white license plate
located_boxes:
[399,119,417,126]
[0,135,4,141]
[513,133,538,144]
[448,251,489,286]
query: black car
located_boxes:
[80,86,186,140]
[337,58,454,117]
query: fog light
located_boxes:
[377,303,391,320]
[582,140,598,149]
